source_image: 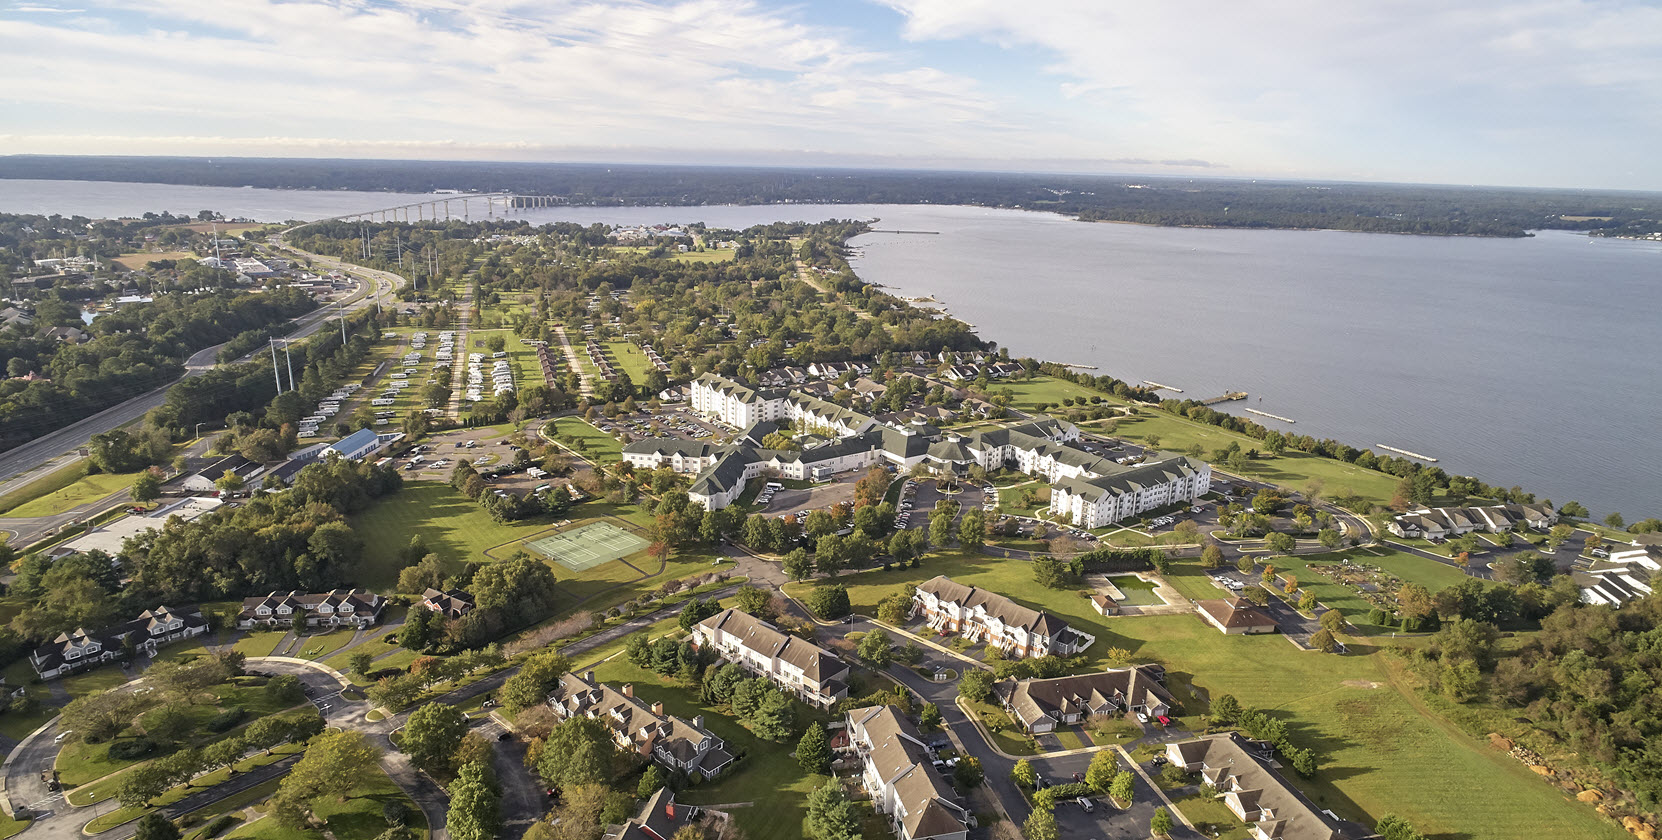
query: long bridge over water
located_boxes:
[326,193,566,224]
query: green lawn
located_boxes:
[0,469,143,518]
[984,375,1106,413]
[591,649,830,840]
[1174,793,1251,840]
[351,483,729,616]
[789,549,1618,839]
[233,631,287,658]
[293,629,356,661]
[1052,727,1087,751]
[602,340,656,381]
[1265,550,1475,627]
[546,417,623,463]
[1104,615,1624,840]
[962,699,1037,756]
[1106,413,1399,505]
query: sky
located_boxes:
[1,0,1659,190]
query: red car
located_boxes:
[1156,715,1172,727]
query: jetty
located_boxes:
[1377,444,1438,463]
[1244,408,1295,424]
[1054,362,1099,370]
[868,229,940,235]
[1142,381,1184,393]
[1197,391,1249,406]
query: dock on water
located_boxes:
[868,229,940,234]
[1143,381,1184,393]
[1378,444,1438,463]
[1244,408,1295,423]
[1198,391,1249,406]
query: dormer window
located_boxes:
[277,606,291,615]
[257,606,271,615]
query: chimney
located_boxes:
[693,714,705,730]
[622,683,634,697]
[652,701,664,716]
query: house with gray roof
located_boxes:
[995,664,1175,733]
[548,670,735,778]
[31,606,208,680]
[847,705,970,840]
[912,576,1095,658]
[1166,733,1345,840]
[693,608,849,708]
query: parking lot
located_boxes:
[759,471,861,516]
[595,405,725,444]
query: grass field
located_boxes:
[545,417,623,463]
[611,245,736,263]
[350,483,726,613]
[983,375,1106,412]
[112,250,194,270]
[786,549,1620,840]
[601,340,657,381]
[0,469,143,518]
[1104,412,1400,504]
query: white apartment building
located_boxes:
[692,608,850,708]
[911,576,1095,659]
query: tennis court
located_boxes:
[526,521,649,571]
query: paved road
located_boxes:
[0,244,404,497]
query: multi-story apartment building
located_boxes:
[547,670,735,778]
[911,576,1096,658]
[846,705,970,840]
[692,608,850,708]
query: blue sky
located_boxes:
[1,0,1659,189]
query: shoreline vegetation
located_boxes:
[6,155,1662,238]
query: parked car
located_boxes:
[1077,797,1094,813]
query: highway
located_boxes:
[0,243,406,502]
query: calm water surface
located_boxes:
[2,183,1655,517]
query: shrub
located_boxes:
[108,737,159,761]
[201,815,242,839]
[206,707,246,733]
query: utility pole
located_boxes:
[283,339,295,391]
[269,339,283,393]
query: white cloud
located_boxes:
[0,0,1656,186]
[878,0,1662,185]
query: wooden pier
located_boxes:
[1197,391,1248,406]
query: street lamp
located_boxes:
[195,422,209,439]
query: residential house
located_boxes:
[39,325,86,344]
[237,589,386,629]
[1166,733,1345,840]
[604,787,713,840]
[846,705,970,840]
[30,606,208,680]
[911,576,1096,658]
[1575,546,1659,608]
[547,671,735,778]
[1196,597,1278,635]
[1388,503,1560,538]
[994,665,1175,733]
[692,608,850,708]
[419,588,475,619]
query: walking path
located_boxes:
[551,326,592,398]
